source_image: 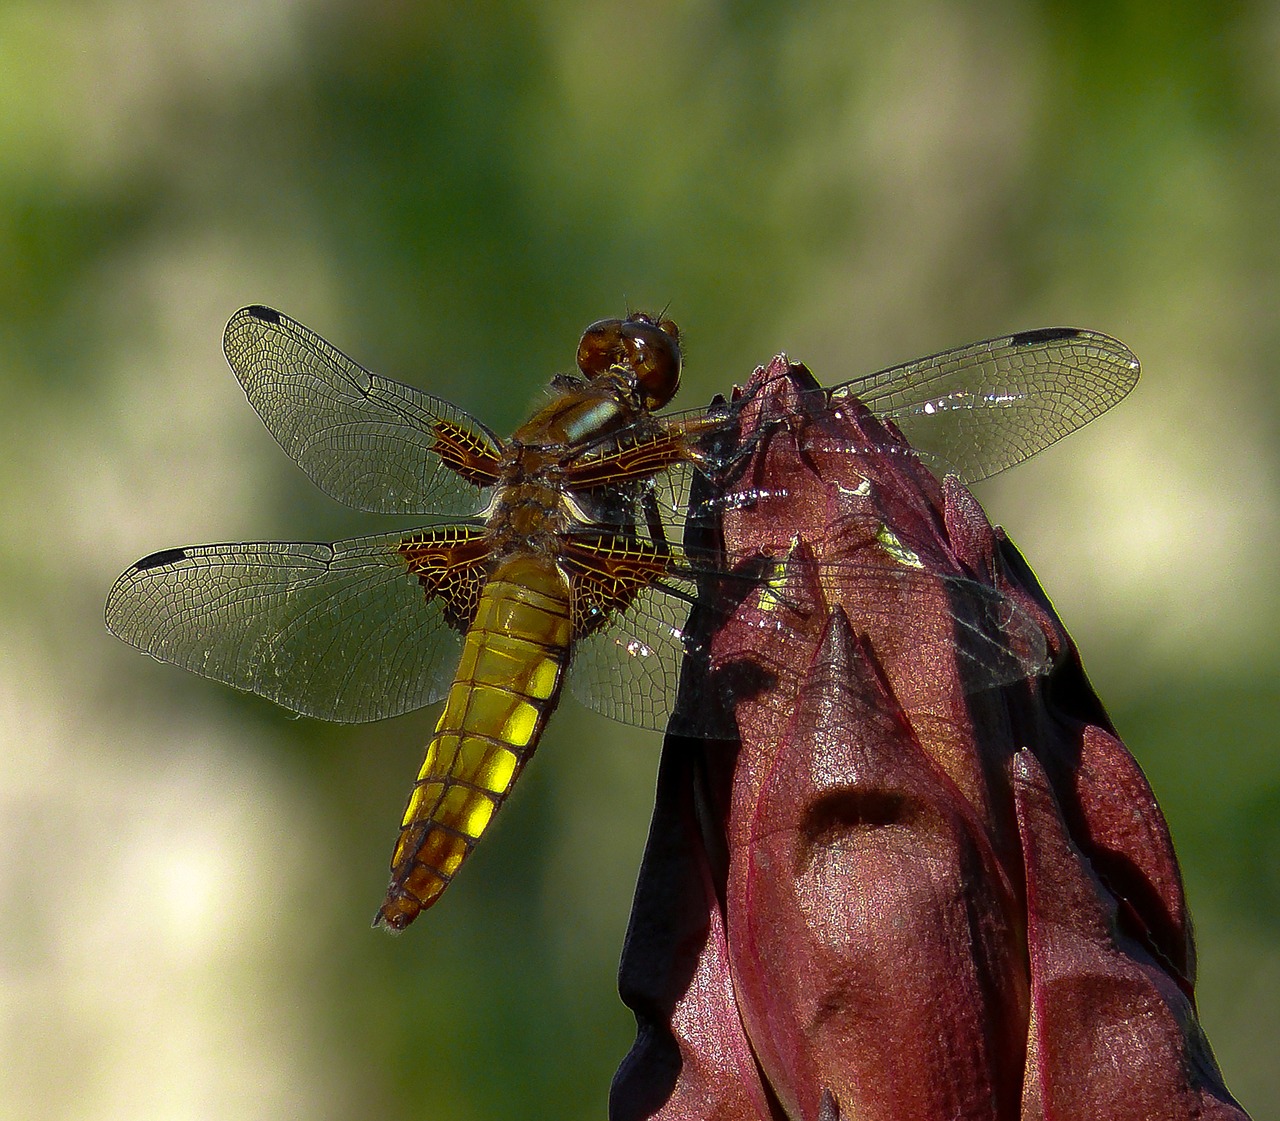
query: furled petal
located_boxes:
[611,736,776,1121]
[1014,748,1246,1120]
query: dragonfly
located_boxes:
[104,306,1139,930]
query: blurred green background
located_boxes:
[3,1,1277,1118]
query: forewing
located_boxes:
[826,327,1140,483]
[105,531,470,723]
[223,306,503,516]
[577,328,1139,529]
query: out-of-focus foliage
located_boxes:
[1,2,1276,1119]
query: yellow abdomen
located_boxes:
[375,554,572,930]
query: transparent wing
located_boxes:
[567,549,1050,738]
[568,564,704,735]
[105,531,465,723]
[223,306,502,516]
[727,553,1053,696]
[577,326,1138,536]
[825,327,1140,483]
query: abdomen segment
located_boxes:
[375,555,572,930]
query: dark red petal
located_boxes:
[1014,749,1247,1120]
[727,609,1026,1120]
[613,356,1250,1121]
[612,739,778,1121]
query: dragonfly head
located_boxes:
[576,312,682,410]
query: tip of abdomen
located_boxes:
[373,894,421,933]
[373,854,451,932]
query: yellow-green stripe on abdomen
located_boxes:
[375,557,572,930]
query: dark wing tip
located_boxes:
[243,305,283,325]
[1009,327,1081,347]
[134,546,188,571]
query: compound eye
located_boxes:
[576,314,683,409]
[576,319,627,379]
[623,315,681,409]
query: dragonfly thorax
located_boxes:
[511,376,650,449]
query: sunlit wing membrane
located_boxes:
[632,328,1139,491]
[564,541,1051,738]
[104,531,472,723]
[559,526,704,734]
[824,327,1140,483]
[223,306,503,516]
[567,567,703,734]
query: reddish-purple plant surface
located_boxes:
[611,357,1249,1121]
